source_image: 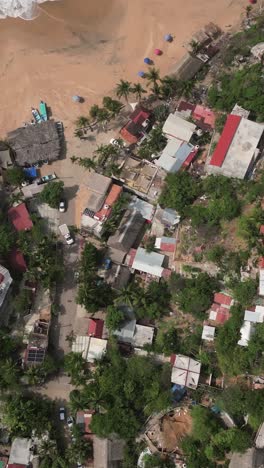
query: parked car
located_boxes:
[59,199,66,213]
[37,173,57,185]
[67,416,74,428]
[59,224,74,245]
[59,407,65,421]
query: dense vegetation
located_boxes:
[76,242,114,312]
[181,406,251,468]
[208,63,264,121]
[69,344,171,440]
[169,272,218,319]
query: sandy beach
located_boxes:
[0,0,245,135]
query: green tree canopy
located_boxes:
[159,172,200,215]
[174,273,218,318]
[232,278,257,307]
[5,167,25,186]
[3,393,53,437]
[0,222,15,256]
[38,181,64,208]
[105,305,124,331]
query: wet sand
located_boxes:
[0,0,245,134]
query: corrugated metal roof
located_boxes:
[128,196,154,221]
[238,321,255,347]
[163,113,196,142]
[202,325,215,341]
[209,114,241,167]
[260,269,264,296]
[132,247,164,277]
[157,140,195,173]
[214,292,232,307]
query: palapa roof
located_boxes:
[169,52,203,81]
[7,120,61,165]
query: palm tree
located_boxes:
[75,116,90,129]
[116,283,138,307]
[39,439,58,459]
[95,144,118,166]
[116,79,132,101]
[74,129,83,139]
[160,75,178,99]
[102,96,123,118]
[144,67,160,88]
[131,83,147,100]
[70,155,79,164]
[8,192,24,207]
[89,104,100,120]
[96,108,110,131]
[178,79,194,98]
[189,39,200,55]
[77,157,96,171]
[246,5,252,17]
[25,366,42,386]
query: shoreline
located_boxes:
[0,0,245,136]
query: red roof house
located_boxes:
[8,248,27,273]
[76,410,95,440]
[214,292,232,307]
[209,114,241,167]
[259,257,264,269]
[94,184,122,222]
[209,292,233,324]
[260,225,264,235]
[120,107,150,144]
[88,318,104,339]
[8,203,33,232]
[192,104,216,130]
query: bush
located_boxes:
[38,181,64,208]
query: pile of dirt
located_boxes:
[146,407,192,453]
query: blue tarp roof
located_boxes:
[24,167,37,178]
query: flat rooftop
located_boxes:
[209,117,264,179]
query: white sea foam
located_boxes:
[0,0,55,20]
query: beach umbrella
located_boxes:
[137,71,145,78]
[154,48,162,56]
[164,34,173,42]
[144,57,152,65]
[249,0,256,3]
[72,95,81,102]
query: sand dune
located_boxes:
[0,0,245,135]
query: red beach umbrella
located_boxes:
[154,48,162,55]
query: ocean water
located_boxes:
[0,0,55,19]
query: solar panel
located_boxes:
[27,347,46,363]
[83,208,95,218]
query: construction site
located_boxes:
[145,407,192,455]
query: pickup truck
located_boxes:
[59,224,74,245]
[37,173,57,185]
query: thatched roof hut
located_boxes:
[7,121,61,166]
[169,52,203,81]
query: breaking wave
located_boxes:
[0,0,57,20]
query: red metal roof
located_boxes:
[259,257,264,269]
[120,126,138,144]
[209,114,241,167]
[8,203,33,232]
[170,354,176,366]
[160,242,175,252]
[130,107,150,125]
[260,225,264,235]
[88,318,104,338]
[7,465,27,468]
[214,292,232,306]
[105,184,122,206]
[178,100,195,113]
[8,248,27,273]
[182,147,199,168]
